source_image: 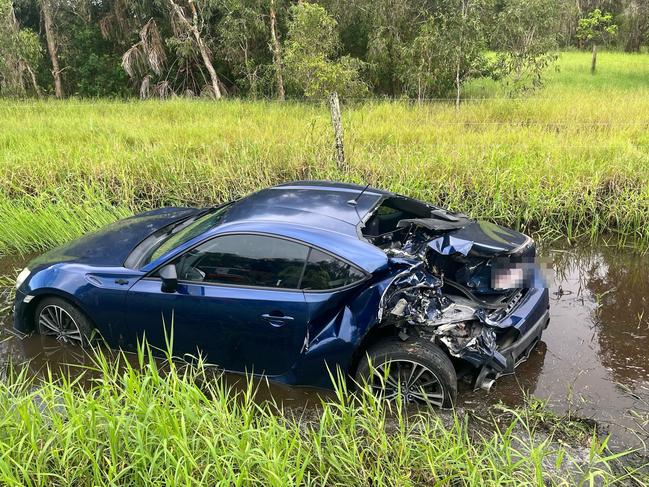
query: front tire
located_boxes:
[34,297,94,347]
[355,337,458,408]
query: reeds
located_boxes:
[0,344,638,486]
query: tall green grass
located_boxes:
[1,51,648,255]
[0,345,639,486]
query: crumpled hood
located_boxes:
[386,217,536,295]
[428,220,532,258]
[29,207,201,269]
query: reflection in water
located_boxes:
[580,250,648,385]
[0,242,648,448]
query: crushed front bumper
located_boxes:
[474,287,550,391]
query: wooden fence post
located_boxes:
[328,92,346,171]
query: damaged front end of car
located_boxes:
[363,196,550,391]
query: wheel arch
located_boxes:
[347,322,399,381]
[21,288,93,333]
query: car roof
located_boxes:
[143,181,392,274]
[219,180,391,237]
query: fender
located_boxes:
[17,263,142,343]
[15,287,89,334]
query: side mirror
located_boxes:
[159,264,178,293]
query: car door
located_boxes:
[125,233,310,376]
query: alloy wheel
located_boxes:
[38,305,84,345]
[369,359,445,407]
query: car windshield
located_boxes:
[148,206,231,264]
[126,204,232,269]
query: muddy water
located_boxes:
[1,243,648,449]
[461,244,649,449]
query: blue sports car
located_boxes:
[14,181,549,406]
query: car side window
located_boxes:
[301,249,365,290]
[175,235,309,289]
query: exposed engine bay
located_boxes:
[363,195,541,389]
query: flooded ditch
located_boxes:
[1,241,648,451]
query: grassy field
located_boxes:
[0,50,648,256]
[467,50,649,95]
[0,345,639,486]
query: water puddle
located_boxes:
[1,242,648,450]
[462,243,649,449]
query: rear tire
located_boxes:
[355,336,458,408]
[34,297,95,347]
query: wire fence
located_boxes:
[3,92,649,103]
[3,97,649,131]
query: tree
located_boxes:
[121,19,168,98]
[62,1,129,98]
[363,0,435,96]
[117,0,228,99]
[621,0,649,52]
[167,0,223,98]
[451,0,483,108]
[399,0,488,105]
[491,0,562,93]
[1,0,629,99]
[214,0,292,99]
[217,1,264,97]
[0,0,41,96]
[400,18,453,101]
[577,9,618,74]
[268,0,284,100]
[283,2,367,99]
[10,0,131,97]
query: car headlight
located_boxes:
[15,267,31,289]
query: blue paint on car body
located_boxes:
[14,181,550,391]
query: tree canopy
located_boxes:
[2,0,647,99]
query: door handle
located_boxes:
[261,313,294,327]
[261,313,294,321]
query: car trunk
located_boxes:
[28,207,202,269]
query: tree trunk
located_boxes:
[242,41,258,99]
[269,0,285,101]
[455,0,468,111]
[168,0,222,99]
[624,1,647,52]
[24,63,41,97]
[41,0,63,98]
[625,22,646,52]
[625,34,640,52]
[591,44,597,75]
[455,61,461,110]
[188,0,221,98]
